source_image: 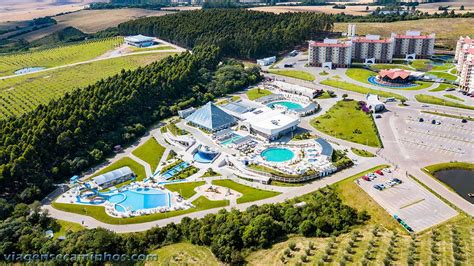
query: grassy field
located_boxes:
[351,147,375,157]
[131,138,166,172]
[443,94,464,102]
[421,110,473,121]
[371,63,413,71]
[268,69,315,81]
[53,220,84,239]
[321,79,407,101]
[428,71,458,81]
[90,157,147,181]
[429,83,456,92]
[149,243,220,266]
[415,94,474,110]
[423,162,474,174]
[165,181,205,199]
[246,88,273,100]
[334,18,474,50]
[52,195,228,225]
[310,101,382,147]
[212,179,281,204]
[0,37,122,77]
[0,52,174,119]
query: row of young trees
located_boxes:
[0,187,367,263]
[0,45,260,204]
[118,9,334,59]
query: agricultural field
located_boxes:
[310,100,382,147]
[0,52,175,118]
[9,9,173,41]
[0,37,122,77]
[335,18,474,50]
[249,4,378,16]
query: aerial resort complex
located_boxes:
[5,5,473,265]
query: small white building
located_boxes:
[92,166,135,189]
[257,56,276,66]
[124,35,155,48]
[366,94,385,113]
[272,81,319,99]
[178,107,196,118]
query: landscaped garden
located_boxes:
[351,147,376,157]
[415,95,474,110]
[165,181,205,199]
[268,69,315,81]
[212,179,280,204]
[321,79,407,101]
[345,68,433,90]
[131,138,165,171]
[246,87,273,100]
[310,100,382,147]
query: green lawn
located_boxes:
[310,100,382,147]
[321,79,407,101]
[165,181,205,199]
[131,138,165,171]
[427,71,458,81]
[370,64,413,71]
[443,94,464,102]
[316,91,335,99]
[268,69,315,81]
[429,83,455,92]
[423,162,474,174]
[212,179,281,204]
[166,121,187,136]
[431,62,455,71]
[52,195,228,225]
[200,168,221,178]
[420,110,473,121]
[246,88,273,100]
[150,243,220,266]
[410,59,431,70]
[53,220,84,239]
[0,52,175,119]
[90,157,147,181]
[351,147,375,157]
[415,94,474,110]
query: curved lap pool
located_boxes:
[193,151,217,163]
[367,76,417,88]
[107,188,169,212]
[261,148,294,163]
[267,101,302,110]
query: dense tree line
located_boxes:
[0,45,260,203]
[0,187,367,263]
[118,9,334,59]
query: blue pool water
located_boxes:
[368,76,417,88]
[267,101,303,110]
[194,150,218,163]
[261,148,294,163]
[162,162,189,179]
[221,133,243,146]
[107,188,168,212]
[14,67,45,75]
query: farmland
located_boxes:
[0,52,175,118]
[0,37,122,77]
[335,18,474,50]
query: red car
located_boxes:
[362,176,370,181]
[375,170,384,175]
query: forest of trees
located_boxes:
[0,45,260,204]
[118,9,334,59]
[0,188,367,263]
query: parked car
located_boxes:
[362,176,370,181]
[284,63,294,68]
[445,88,455,91]
[378,184,386,189]
[461,119,468,123]
[418,118,424,122]
[422,105,429,107]
[375,170,384,176]
[373,184,383,191]
[375,114,382,119]
[392,178,402,184]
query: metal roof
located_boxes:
[185,102,236,131]
[93,166,133,186]
[125,35,154,43]
[221,101,253,114]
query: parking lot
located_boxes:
[356,168,458,233]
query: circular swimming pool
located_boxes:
[367,76,417,88]
[261,147,294,163]
[267,101,303,110]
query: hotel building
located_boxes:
[459,54,474,94]
[391,31,435,59]
[455,36,474,62]
[454,36,474,93]
[308,39,352,68]
[351,35,394,63]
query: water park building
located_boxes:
[92,166,135,189]
[185,102,237,132]
[257,56,276,66]
[124,35,155,48]
[241,108,300,141]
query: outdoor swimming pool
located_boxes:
[267,101,303,110]
[162,162,189,179]
[261,147,294,163]
[193,150,218,163]
[107,188,169,212]
[368,76,417,88]
[220,133,243,146]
